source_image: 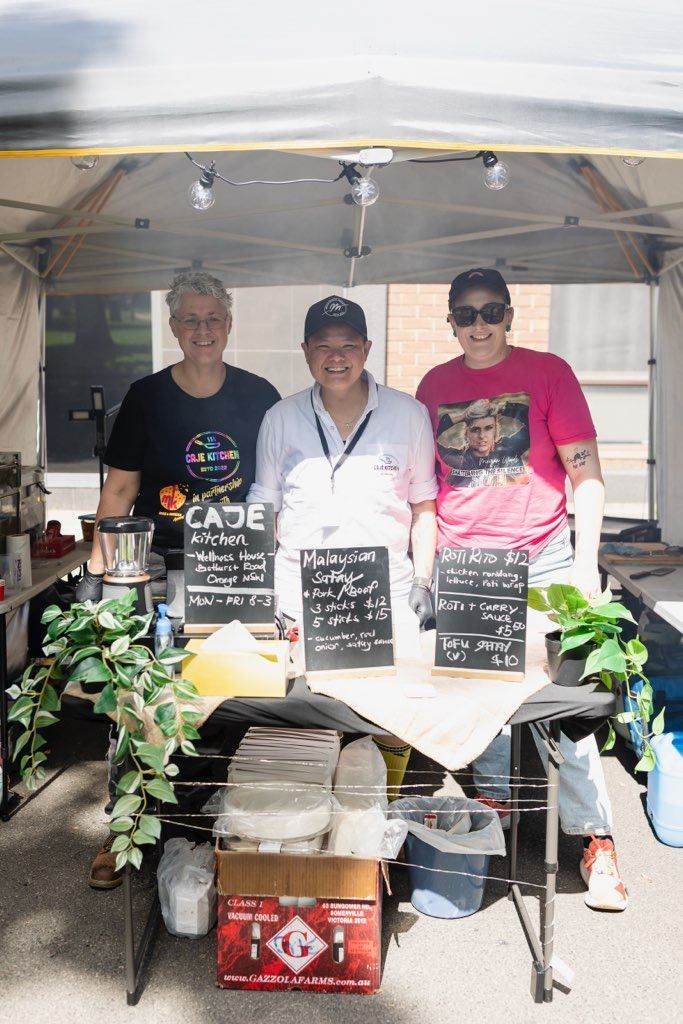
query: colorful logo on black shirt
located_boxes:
[159,483,189,511]
[185,431,240,483]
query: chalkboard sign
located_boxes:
[434,547,528,680]
[183,502,275,633]
[300,546,395,677]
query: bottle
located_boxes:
[154,603,174,659]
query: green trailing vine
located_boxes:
[528,583,665,771]
[8,588,200,871]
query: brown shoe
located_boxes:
[88,832,123,890]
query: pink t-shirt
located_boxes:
[416,347,596,557]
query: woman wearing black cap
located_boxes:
[417,268,628,912]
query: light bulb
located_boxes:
[350,176,380,206]
[71,154,99,170]
[188,179,215,210]
[483,159,510,190]
[622,156,646,167]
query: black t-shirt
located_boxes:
[104,366,280,550]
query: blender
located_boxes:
[97,516,155,613]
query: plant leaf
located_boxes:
[69,656,112,684]
[12,730,32,759]
[132,829,157,846]
[615,710,635,724]
[116,770,142,795]
[97,611,120,630]
[128,847,144,870]
[601,721,616,752]
[652,707,666,736]
[94,683,118,715]
[625,637,649,668]
[158,646,192,665]
[7,684,21,699]
[110,835,130,854]
[40,683,61,712]
[635,746,656,772]
[40,605,64,625]
[154,701,177,724]
[111,793,143,818]
[559,630,595,653]
[527,587,551,612]
[581,638,627,679]
[112,728,130,764]
[110,635,130,656]
[138,814,162,839]
[109,816,134,833]
[172,678,200,700]
[145,776,178,804]
[35,710,59,727]
[135,742,166,771]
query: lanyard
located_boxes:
[311,392,373,491]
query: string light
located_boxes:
[188,161,216,210]
[71,154,99,170]
[622,156,646,167]
[481,151,511,190]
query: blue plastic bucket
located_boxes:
[647,732,683,847]
[404,832,490,919]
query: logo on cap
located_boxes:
[323,297,348,318]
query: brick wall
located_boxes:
[385,283,551,395]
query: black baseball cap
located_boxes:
[304,295,368,340]
[449,268,511,309]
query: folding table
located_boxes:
[86,676,614,1005]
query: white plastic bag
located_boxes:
[328,799,409,859]
[157,838,216,937]
[334,737,388,810]
[389,797,506,856]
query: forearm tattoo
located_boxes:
[566,448,592,470]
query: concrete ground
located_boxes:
[1,714,681,1024]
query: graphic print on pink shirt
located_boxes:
[437,392,530,489]
[416,347,596,557]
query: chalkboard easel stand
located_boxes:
[182,621,276,638]
[431,665,524,682]
[305,664,397,682]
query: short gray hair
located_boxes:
[165,271,232,317]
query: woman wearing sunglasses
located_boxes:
[416,268,627,912]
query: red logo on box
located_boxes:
[266,916,328,974]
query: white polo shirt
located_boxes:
[247,372,438,619]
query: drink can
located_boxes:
[0,579,4,601]
[423,812,437,829]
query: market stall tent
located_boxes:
[0,0,682,535]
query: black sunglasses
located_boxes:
[448,302,509,327]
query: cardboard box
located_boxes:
[216,846,382,994]
[181,639,289,698]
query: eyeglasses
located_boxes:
[448,302,509,327]
[172,315,229,332]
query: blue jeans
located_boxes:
[470,526,613,836]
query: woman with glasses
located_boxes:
[417,268,628,913]
[78,271,280,594]
[77,272,280,890]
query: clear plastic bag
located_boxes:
[157,838,216,937]
[328,798,408,859]
[216,781,332,842]
[389,797,506,856]
[334,736,388,810]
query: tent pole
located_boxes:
[648,280,658,523]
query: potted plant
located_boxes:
[7,588,200,871]
[528,583,665,771]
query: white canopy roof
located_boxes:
[0,0,682,537]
